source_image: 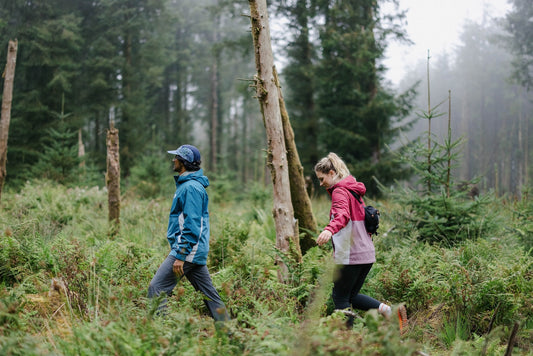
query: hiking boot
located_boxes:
[398,305,408,333]
[334,309,357,329]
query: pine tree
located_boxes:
[392,70,496,246]
[0,1,84,186]
[503,0,533,91]
[278,0,320,182]
[31,106,81,185]
[315,0,413,195]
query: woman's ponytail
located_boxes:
[314,152,350,180]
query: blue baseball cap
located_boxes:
[168,144,201,163]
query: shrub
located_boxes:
[209,219,251,271]
[402,191,497,246]
[127,151,174,198]
[1,180,532,355]
[511,187,533,255]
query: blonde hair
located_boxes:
[314,152,350,180]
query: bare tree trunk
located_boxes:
[363,4,380,165]
[273,68,317,254]
[523,91,529,188]
[504,322,520,356]
[249,0,301,282]
[209,14,220,172]
[517,93,523,196]
[106,124,120,236]
[0,40,18,202]
[426,51,432,193]
[209,57,219,171]
[78,128,85,168]
[240,102,248,183]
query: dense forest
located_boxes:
[1,0,533,355]
[1,0,529,196]
[0,0,264,190]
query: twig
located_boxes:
[413,352,430,356]
[504,322,520,356]
[481,302,500,356]
[487,302,500,334]
[52,303,66,318]
[386,225,396,234]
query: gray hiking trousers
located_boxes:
[147,254,229,322]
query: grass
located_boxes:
[0,179,532,355]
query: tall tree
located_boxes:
[274,68,318,254]
[249,0,301,282]
[0,1,84,186]
[207,1,221,172]
[202,0,265,182]
[502,0,532,191]
[454,19,532,195]
[100,0,168,176]
[162,0,211,148]
[77,0,125,166]
[106,123,120,236]
[503,0,533,91]
[277,0,320,183]
[315,0,412,194]
[0,40,17,201]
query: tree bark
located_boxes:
[273,68,318,254]
[209,13,220,172]
[209,56,219,171]
[106,124,120,236]
[249,0,302,282]
[522,91,528,188]
[0,40,18,203]
[78,128,85,169]
[504,322,520,356]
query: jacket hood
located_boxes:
[174,169,209,188]
[328,175,365,197]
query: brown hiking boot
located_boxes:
[398,305,408,333]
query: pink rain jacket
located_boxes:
[325,175,376,265]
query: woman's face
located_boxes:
[316,170,336,189]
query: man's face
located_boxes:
[173,156,185,173]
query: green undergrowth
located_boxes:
[0,180,532,355]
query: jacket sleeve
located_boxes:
[324,188,351,235]
[173,187,203,261]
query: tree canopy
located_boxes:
[0,0,530,196]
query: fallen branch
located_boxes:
[504,322,520,356]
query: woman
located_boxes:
[315,152,407,329]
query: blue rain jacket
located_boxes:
[167,169,210,265]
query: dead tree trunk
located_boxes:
[106,124,120,236]
[249,0,301,282]
[0,40,18,202]
[78,128,85,168]
[209,20,220,172]
[209,56,219,172]
[273,68,318,254]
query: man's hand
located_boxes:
[173,259,185,277]
[316,230,332,246]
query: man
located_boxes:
[147,144,229,322]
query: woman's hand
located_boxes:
[316,230,332,246]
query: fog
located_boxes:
[386,2,531,196]
[383,0,512,86]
